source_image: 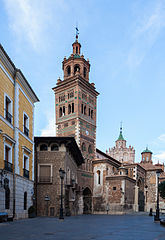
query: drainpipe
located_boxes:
[13,68,18,219]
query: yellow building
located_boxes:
[0,44,39,219]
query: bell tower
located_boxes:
[53,32,99,172]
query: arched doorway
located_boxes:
[83,187,92,214]
[137,178,144,211]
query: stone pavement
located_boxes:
[0,214,165,240]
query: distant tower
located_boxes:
[108,125,135,163]
[141,146,153,164]
[52,30,99,172]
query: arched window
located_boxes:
[63,106,65,116]
[72,103,74,113]
[51,144,59,151]
[91,110,93,119]
[97,170,101,185]
[40,144,48,151]
[84,67,87,78]
[59,107,62,117]
[84,105,86,115]
[88,108,91,116]
[88,145,93,154]
[74,64,80,74]
[66,66,71,76]
[24,192,27,210]
[76,46,78,54]
[68,104,71,114]
[81,142,86,152]
[81,104,84,114]
[5,188,10,209]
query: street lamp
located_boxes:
[59,168,65,220]
[154,170,161,222]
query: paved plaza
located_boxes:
[0,214,165,240]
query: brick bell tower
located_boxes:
[52,32,99,172]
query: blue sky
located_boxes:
[1,0,165,164]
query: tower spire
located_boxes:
[117,122,124,141]
[75,24,79,41]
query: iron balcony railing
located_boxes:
[5,110,12,124]
[38,176,53,183]
[4,160,13,172]
[24,126,29,137]
[23,169,29,179]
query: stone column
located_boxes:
[133,185,139,212]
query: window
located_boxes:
[4,144,13,172]
[113,187,116,190]
[72,103,74,113]
[59,95,65,102]
[89,108,90,116]
[23,155,29,179]
[76,46,78,54]
[88,145,93,154]
[63,106,65,116]
[74,64,80,74]
[81,142,86,152]
[91,110,93,119]
[40,144,48,151]
[59,107,62,117]
[81,104,84,114]
[23,113,29,137]
[5,188,10,209]
[51,144,59,151]
[97,170,101,184]
[68,91,74,99]
[39,165,52,183]
[66,66,71,76]
[84,105,86,115]
[83,67,87,78]
[24,192,27,210]
[68,104,71,114]
[4,94,12,124]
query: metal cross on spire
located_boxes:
[120,121,123,132]
[75,24,79,40]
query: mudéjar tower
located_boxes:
[52,32,99,172]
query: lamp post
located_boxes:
[154,170,161,222]
[59,168,65,220]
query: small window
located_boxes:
[72,103,74,113]
[113,187,116,190]
[91,110,93,119]
[67,66,71,76]
[5,188,10,209]
[40,144,48,151]
[68,104,71,114]
[76,46,78,54]
[84,67,87,78]
[81,104,84,114]
[97,170,101,185]
[23,113,29,137]
[5,95,12,124]
[63,106,65,116]
[89,108,91,116]
[88,145,93,154]
[24,192,27,210]
[81,142,86,152]
[59,107,62,117]
[74,64,80,74]
[39,165,52,183]
[84,105,86,115]
[51,144,59,151]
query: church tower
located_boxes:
[108,125,135,164]
[53,32,99,172]
[141,147,153,164]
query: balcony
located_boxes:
[24,126,29,137]
[38,176,52,183]
[5,110,12,124]
[4,160,13,172]
[23,169,29,179]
